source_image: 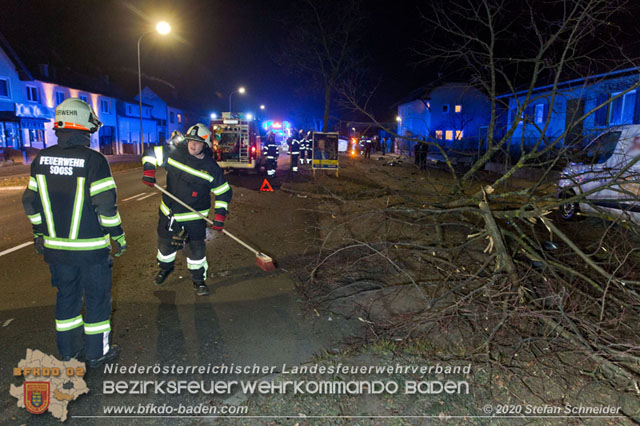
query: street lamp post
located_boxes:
[137,21,171,155]
[228,86,245,113]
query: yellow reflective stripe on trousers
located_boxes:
[56,315,84,332]
[167,158,213,182]
[28,176,38,191]
[84,320,111,335]
[69,177,85,240]
[36,174,56,237]
[187,256,208,276]
[157,249,177,263]
[160,200,209,222]
[211,182,230,195]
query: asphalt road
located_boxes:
[0,157,359,424]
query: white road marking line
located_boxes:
[136,192,157,201]
[123,192,146,202]
[0,241,33,257]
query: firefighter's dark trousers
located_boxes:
[50,260,113,361]
[157,214,208,282]
[266,158,277,177]
[290,154,299,172]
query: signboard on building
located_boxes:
[15,103,53,119]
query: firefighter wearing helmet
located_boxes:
[22,98,126,368]
[142,123,232,296]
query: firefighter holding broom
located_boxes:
[141,123,232,296]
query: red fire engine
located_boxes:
[210,112,262,170]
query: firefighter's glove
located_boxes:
[142,169,156,187]
[112,234,127,257]
[171,228,188,249]
[211,214,225,232]
[33,233,44,255]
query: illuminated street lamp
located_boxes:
[137,21,171,154]
[228,86,246,112]
[260,104,265,110]
[246,113,253,120]
[396,116,402,122]
[210,113,217,120]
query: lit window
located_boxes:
[177,113,182,124]
[435,130,443,139]
[79,94,88,103]
[0,79,9,97]
[26,86,39,102]
[455,105,462,113]
[29,129,44,143]
[534,104,544,124]
[455,130,464,140]
[442,104,449,113]
[55,92,65,105]
[610,90,636,125]
[445,130,453,141]
[101,99,110,113]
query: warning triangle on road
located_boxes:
[260,178,274,192]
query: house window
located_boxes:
[127,105,132,115]
[535,104,544,124]
[55,92,65,105]
[101,99,110,113]
[79,94,88,103]
[445,130,453,141]
[454,105,462,113]
[442,104,449,113]
[26,86,39,102]
[0,79,9,97]
[455,130,464,140]
[29,129,44,144]
[177,113,182,124]
[609,90,636,125]
[435,130,443,139]
[169,111,175,124]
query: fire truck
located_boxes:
[210,112,262,170]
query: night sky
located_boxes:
[3,1,639,128]
[0,0,426,125]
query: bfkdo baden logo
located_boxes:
[10,349,89,422]
[24,381,50,414]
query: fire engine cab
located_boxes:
[211,112,262,170]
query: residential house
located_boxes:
[498,67,640,156]
[396,82,491,154]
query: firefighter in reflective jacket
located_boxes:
[289,131,300,173]
[22,98,126,368]
[304,130,313,164]
[142,123,232,296]
[263,132,279,178]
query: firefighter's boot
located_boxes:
[86,344,121,369]
[193,281,209,296]
[154,268,173,286]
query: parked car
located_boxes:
[557,124,640,224]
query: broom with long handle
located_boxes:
[153,184,276,271]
